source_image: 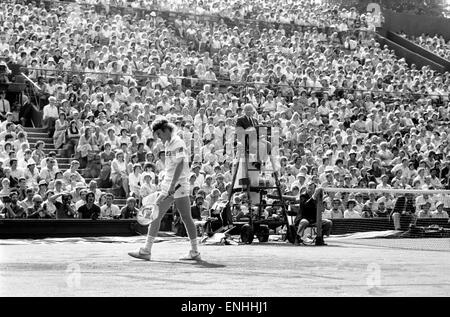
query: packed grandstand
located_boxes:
[0,0,449,224]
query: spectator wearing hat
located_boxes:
[77,191,100,220]
[36,180,48,199]
[191,163,204,187]
[431,201,449,219]
[24,159,38,189]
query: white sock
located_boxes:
[190,239,198,253]
[144,236,156,253]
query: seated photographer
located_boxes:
[2,191,26,218]
[50,192,77,219]
[27,194,54,219]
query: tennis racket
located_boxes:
[137,184,182,226]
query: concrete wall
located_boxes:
[375,34,447,73]
[386,31,450,72]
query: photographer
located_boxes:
[2,191,26,218]
[27,194,54,219]
[50,192,77,219]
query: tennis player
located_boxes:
[128,118,200,261]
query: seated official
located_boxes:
[282,183,332,246]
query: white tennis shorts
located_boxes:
[160,181,190,199]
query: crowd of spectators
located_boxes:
[81,0,382,30]
[380,0,446,17]
[399,32,450,61]
[0,0,449,224]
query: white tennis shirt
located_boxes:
[162,134,190,185]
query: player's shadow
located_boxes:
[194,260,226,268]
[150,260,226,268]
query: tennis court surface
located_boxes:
[1,233,449,297]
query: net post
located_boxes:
[316,187,324,238]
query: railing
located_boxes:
[4,0,449,105]
[22,66,450,101]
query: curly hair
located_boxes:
[151,118,175,133]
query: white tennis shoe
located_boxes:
[179,250,201,261]
[128,248,151,261]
